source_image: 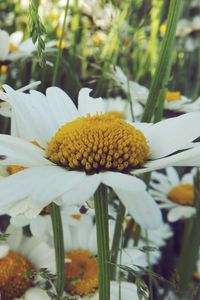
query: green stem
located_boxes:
[50,203,65,297]
[178,170,200,298]
[52,0,70,85]
[110,201,126,280]
[94,184,110,300]
[142,0,183,122]
[145,230,153,300]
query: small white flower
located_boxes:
[149,167,196,222]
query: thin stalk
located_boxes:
[178,170,200,298]
[52,0,70,85]
[50,203,65,297]
[94,184,110,300]
[110,201,126,280]
[142,0,183,122]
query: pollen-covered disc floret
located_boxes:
[168,184,194,206]
[65,249,98,296]
[0,250,34,300]
[47,114,149,173]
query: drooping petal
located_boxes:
[101,172,162,229]
[61,173,101,206]
[32,170,87,203]
[78,88,105,116]
[46,87,79,126]
[145,112,200,159]
[0,135,51,166]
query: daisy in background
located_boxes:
[45,213,147,299]
[0,29,56,63]
[0,225,55,300]
[126,221,173,265]
[111,65,200,114]
[1,86,200,229]
[149,167,197,222]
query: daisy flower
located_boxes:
[103,96,143,121]
[46,214,146,299]
[112,66,199,114]
[1,86,200,230]
[0,30,55,62]
[0,225,55,300]
[149,167,197,222]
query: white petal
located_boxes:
[78,88,105,116]
[110,281,139,300]
[46,87,79,126]
[146,113,200,159]
[0,166,59,208]
[0,102,11,117]
[0,30,9,60]
[0,134,50,166]
[137,146,200,174]
[32,170,86,203]
[3,85,56,145]
[168,206,196,222]
[21,287,51,300]
[10,215,30,227]
[166,167,180,186]
[61,174,101,206]
[30,216,47,237]
[101,172,162,229]
[9,31,23,46]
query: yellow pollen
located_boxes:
[9,43,19,53]
[165,91,181,102]
[0,65,8,75]
[72,214,81,221]
[0,250,34,300]
[168,184,194,206]
[47,114,149,173]
[7,165,27,175]
[65,249,98,296]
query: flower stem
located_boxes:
[52,0,70,85]
[110,201,125,280]
[94,184,110,300]
[142,0,183,122]
[50,202,65,297]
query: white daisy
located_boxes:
[111,66,197,114]
[1,86,200,230]
[103,96,143,121]
[126,222,173,265]
[0,30,55,62]
[47,214,146,299]
[0,225,54,300]
[149,167,197,222]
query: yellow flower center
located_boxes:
[65,249,98,296]
[0,250,34,300]
[168,184,194,206]
[47,114,149,173]
[165,91,181,102]
[0,65,8,75]
[9,43,19,53]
